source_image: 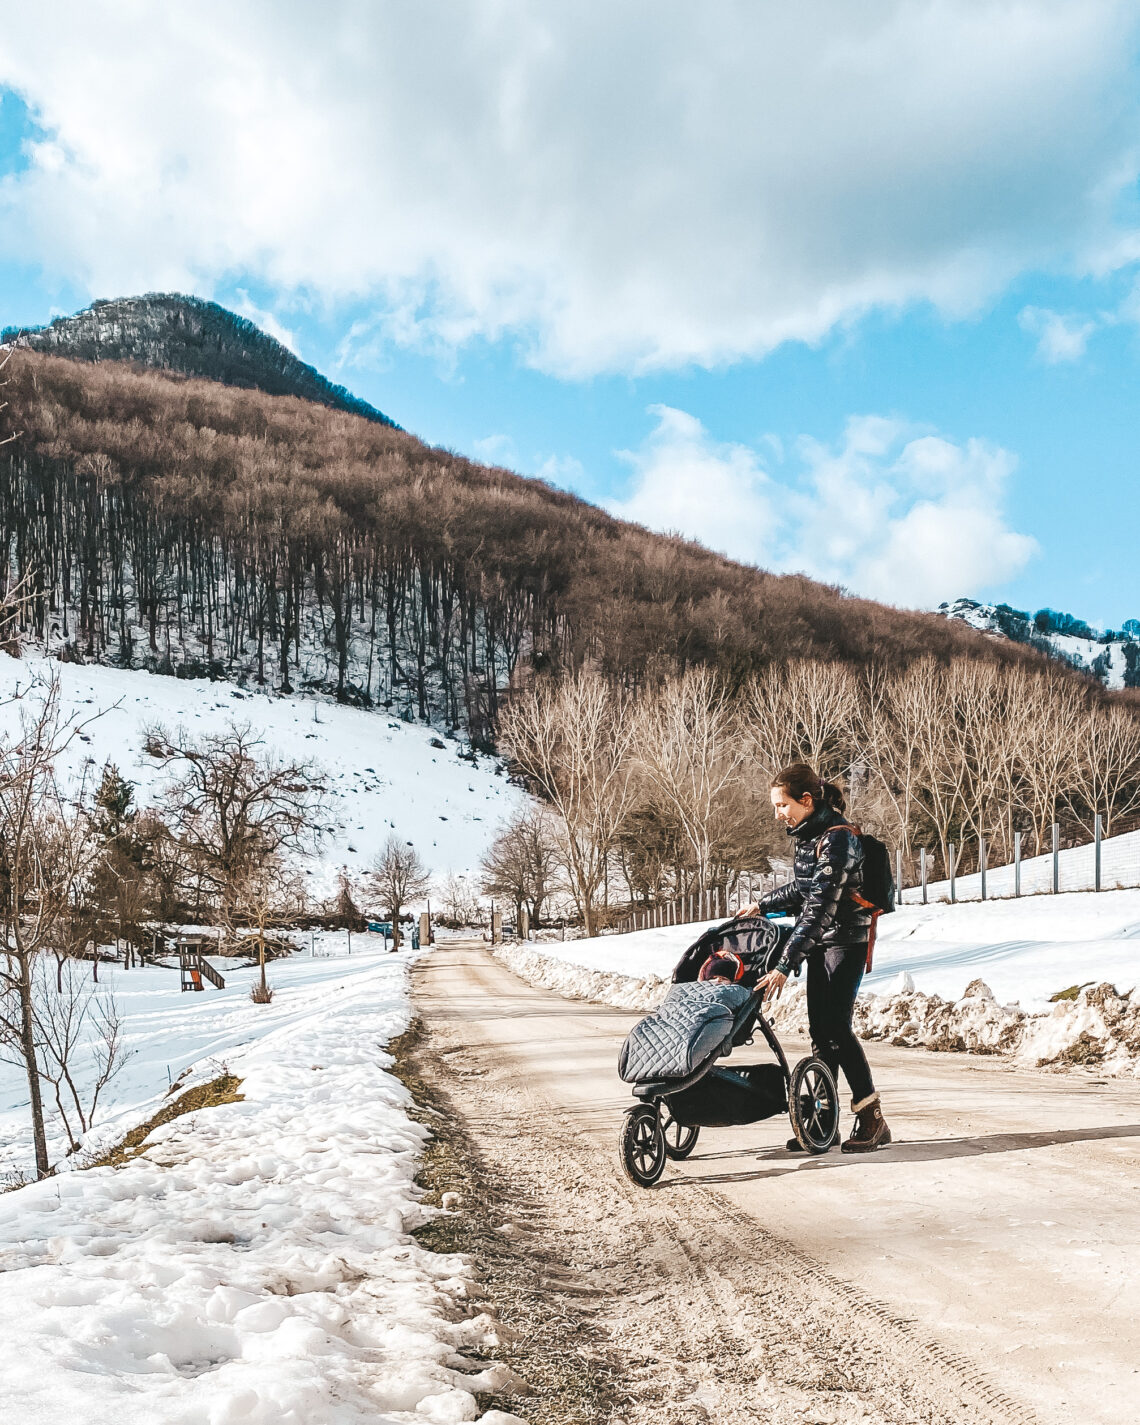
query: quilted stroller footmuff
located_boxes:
[618,980,752,1083]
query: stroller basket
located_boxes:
[666,1063,786,1128]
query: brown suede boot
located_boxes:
[841,1093,891,1153]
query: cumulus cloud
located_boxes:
[1018,305,1099,362]
[609,407,777,564]
[1,3,1139,376]
[609,408,1037,609]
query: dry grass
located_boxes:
[390,1019,622,1425]
[87,1073,244,1169]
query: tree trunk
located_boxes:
[18,954,50,1179]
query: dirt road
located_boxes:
[413,943,1140,1425]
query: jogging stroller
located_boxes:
[616,916,840,1187]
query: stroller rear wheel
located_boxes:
[661,1106,700,1160]
[788,1057,840,1154]
[619,1104,667,1186]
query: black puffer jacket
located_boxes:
[756,804,870,973]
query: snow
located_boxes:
[940,596,1133,689]
[0,938,521,1422]
[496,891,1140,1075]
[0,652,528,893]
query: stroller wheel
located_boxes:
[619,1104,667,1187]
[661,1106,700,1160]
[788,1057,840,1154]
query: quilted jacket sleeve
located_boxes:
[756,879,803,918]
[778,828,860,973]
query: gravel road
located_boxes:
[413,942,1140,1425]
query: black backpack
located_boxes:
[822,823,895,916]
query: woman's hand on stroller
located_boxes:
[755,969,788,1002]
[738,903,760,918]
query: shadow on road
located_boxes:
[670,1121,1140,1185]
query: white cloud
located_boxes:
[609,408,1037,609]
[1018,305,1099,362]
[1,3,1139,376]
[471,433,519,467]
[609,407,777,564]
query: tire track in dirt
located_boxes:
[413,949,1039,1425]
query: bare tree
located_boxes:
[634,669,747,893]
[366,836,432,948]
[746,660,859,780]
[480,808,558,928]
[1069,702,1140,837]
[437,871,484,928]
[0,678,101,1176]
[23,958,130,1155]
[231,853,308,1000]
[144,721,328,918]
[499,673,636,936]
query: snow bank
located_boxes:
[497,892,1140,1077]
[766,977,1140,1077]
[0,944,522,1422]
[0,652,527,891]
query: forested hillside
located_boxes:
[1,294,396,426]
[0,348,1072,746]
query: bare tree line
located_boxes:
[494,660,1140,933]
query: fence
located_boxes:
[899,816,1140,904]
[616,873,782,934]
[613,816,1140,934]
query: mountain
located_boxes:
[1,294,397,427]
[940,597,1140,689]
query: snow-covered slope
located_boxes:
[496,893,1140,1074]
[940,597,1139,688]
[0,940,520,1423]
[0,653,528,892]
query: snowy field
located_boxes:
[0,652,527,892]
[0,936,522,1423]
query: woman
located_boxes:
[742,762,891,1154]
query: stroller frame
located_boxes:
[619,982,841,1187]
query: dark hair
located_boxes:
[771,761,846,814]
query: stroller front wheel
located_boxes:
[661,1106,700,1160]
[620,1104,667,1186]
[788,1057,840,1154]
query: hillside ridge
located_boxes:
[1,293,398,428]
[0,348,1099,746]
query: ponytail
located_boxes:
[772,761,846,814]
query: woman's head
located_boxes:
[770,762,845,827]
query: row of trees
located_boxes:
[495,661,1140,934]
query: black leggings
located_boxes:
[805,944,874,1105]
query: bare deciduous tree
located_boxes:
[480,808,558,928]
[499,673,637,936]
[366,836,432,948]
[144,721,328,918]
[23,958,130,1155]
[0,678,102,1176]
[634,668,746,893]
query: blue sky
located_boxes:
[2,4,1140,624]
